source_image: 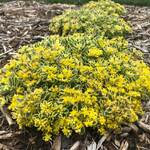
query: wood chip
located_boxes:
[69,141,81,150]
[0,143,14,150]
[0,131,21,140]
[87,140,97,150]
[51,135,61,150]
[0,106,15,126]
[127,123,139,134]
[96,133,110,150]
[137,121,150,133]
[119,140,129,150]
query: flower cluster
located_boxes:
[49,0,131,37]
[0,34,150,141]
[0,0,150,142]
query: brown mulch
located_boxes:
[0,1,150,150]
[0,0,77,67]
[125,5,150,65]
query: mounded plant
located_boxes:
[0,34,150,141]
[49,0,132,37]
[0,0,150,142]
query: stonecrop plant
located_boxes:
[0,0,150,142]
[0,34,150,141]
[49,0,132,37]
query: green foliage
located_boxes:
[49,0,132,37]
[0,34,150,141]
[0,0,150,141]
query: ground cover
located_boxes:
[0,1,149,150]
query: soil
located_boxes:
[0,1,149,150]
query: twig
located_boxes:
[96,133,110,150]
[51,135,61,150]
[0,106,15,126]
[0,143,14,150]
[132,45,148,53]
[0,131,9,135]
[70,141,81,150]
[0,118,5,127]
[0,49,14,58]
[137,145,150,150]
[137,121,150,133]
[119,140,129,150]
[0,131,21,140]
[139,32,150,37]
[87,140,97,150]
[127,124,139,134]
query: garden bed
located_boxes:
[0,0,77,67]
[0,1,149,150]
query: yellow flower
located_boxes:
[62,69,73,79]
[98,127,106,135]
[114,25,122,31]
[88,47,103,57]
[62,127,71,136]
[49,86,60,93]
[60,58,75,67]
[70,110,79,117]
[43,133,52,141]
[84,121,93,127]
[99,116,106,125]
[34,46,44,53]
[16,87,24,94]
[74,122,83,133]
[107,47,117,54]
[0,77,9,84]
[79,65,93,73]
[127,91,141,97]
[0,97,6,106]
[40,101,51,114]
[63,23,70,33]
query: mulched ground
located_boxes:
[125,5,150,65]
[0,0,77,67]
[0,1,149,150]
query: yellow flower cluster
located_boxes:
[0,34,150,141]
[88,47,103,57]
[83,0,125,15]
[49,0,131,37]
[0,0,150,142]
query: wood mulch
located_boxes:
[0,0,77,67]
[0,1,150,150]
[125,5,150,65]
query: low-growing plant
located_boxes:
[0,0,150,142]
[0,34,150,141]
[49,0,132,37]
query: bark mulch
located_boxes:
[0,0,77,67]
[0,1,150,150]
[125,5,150,65]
